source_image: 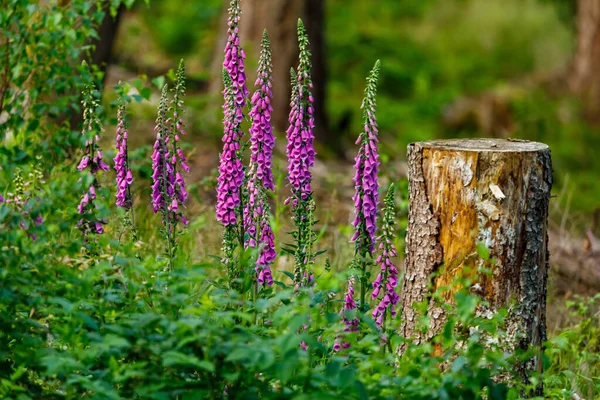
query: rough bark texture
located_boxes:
[399,143,443,345]
[400,138,553,395]
[211,0,337,153]
[569,0,600,122]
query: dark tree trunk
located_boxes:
[400,138,553,397]
[569,0,600,122]
[212,0,340,155]
[91,4,124,87]
[302,0,330,153]
[68,4,124,131]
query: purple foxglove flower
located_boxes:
[371,184,399,329]
[151,75,189,268]
[168,60,189,226]
[255,211,275,286]
[216,69,244,227]
[76,85,108,235]
[242,30,276,286]
[286,21,316,207]
[352,60,381,255]
[223,0,248,123]
[151,85,173,218]
[287,20,318,289]
[217,0,247,232]
[6,168,44,241]
[78,156,89,171]
[342,276,359,332]
[114,99,133,209]
[335,275,360,351]
[247,30,275,193]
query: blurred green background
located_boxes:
[106,0,597,229]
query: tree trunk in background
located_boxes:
[301,0,329,154]
[68,4,124,131]
[212,0,338,154]
[400,139,553,397]
[91,5,124,87]
[239,0,303,133]
[569,0,600,122]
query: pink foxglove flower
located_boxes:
[286,20,318,289]
[223,0,249,108]
[216,0,247,228]
[151,85,173,218]
[114,98,133,209]
[169,60,190,226]
[244,30,276,286]
[77,85,108,235]
[371,184,399,329]
[352,60,381,255]
[216,70,244,227]
[286,20,316,207]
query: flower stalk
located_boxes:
[150,62,189,269]
[244,30,276,287]
[169,59,190,226]
[77,84,108,237]
[286,20,317,289]
[114,88,137,242]
[371,184,399,337]
[217,69,245,286]
[350,60,381,311]
[217,0,249,288]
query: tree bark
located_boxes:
[239,0,303,133]
[212,0,337,154]
[400,138,553,396]
[91,5,124,87]
[67,4,124,131]
[569,0,600,122]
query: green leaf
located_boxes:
[152,76,166,89]
[140,87,152,100]
[279,270,295,280]
[355,380,369,400]
[132,78,144,91]
[162,351,215,372]
[476,241,490,260]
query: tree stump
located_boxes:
[399,139,553,393]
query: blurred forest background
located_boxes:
[88,0,600,302]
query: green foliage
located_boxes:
[1,1,599,398]
[1,1,96,155]
[327,0,572,145]
[1,153,598,398]
[545,294,600,399]
[0,1,140,159]
[0,187,517,399]
[141,0,222,59]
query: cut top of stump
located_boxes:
[417,138,548,153]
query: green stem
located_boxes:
[253,279,258,325]
[381,311,387,355]
[164,210,175,270]
[359,250,368,313]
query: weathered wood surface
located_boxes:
[400,138,553,394]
